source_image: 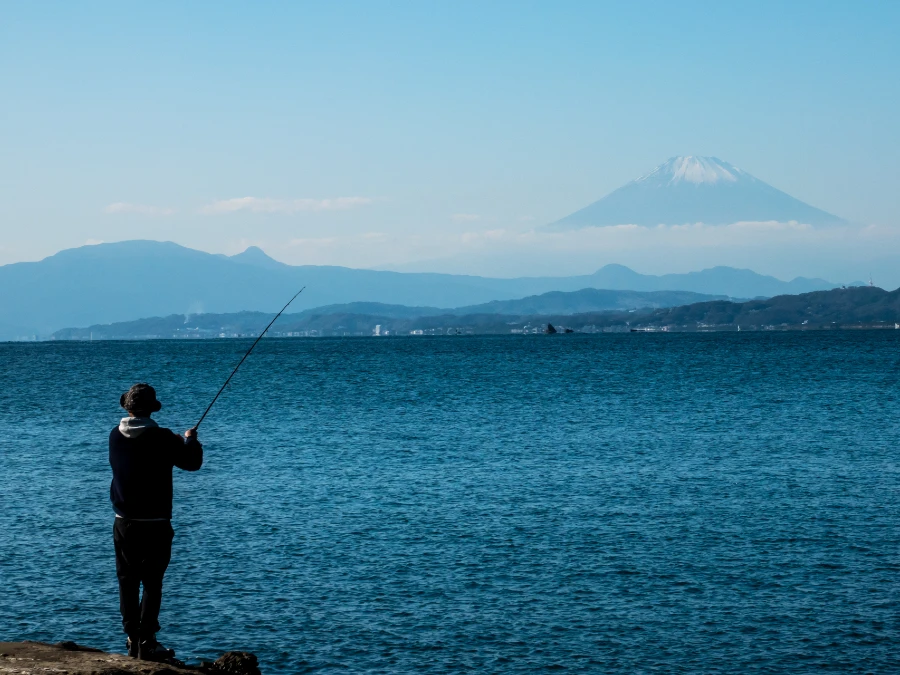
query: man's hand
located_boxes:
[185,427,197,439]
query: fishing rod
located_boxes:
[193,287,305,429]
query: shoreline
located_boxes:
[5,321,900,343]
[0,641,260,675]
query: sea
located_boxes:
[1,333,898,673]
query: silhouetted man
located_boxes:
[110,383,202,661]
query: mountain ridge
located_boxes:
[228,245,291,270]
[0,240,850,339]
[48,288,732,339]
[49,287,900,340]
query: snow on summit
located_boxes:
[546,156,845,229]
[638,156,743,185]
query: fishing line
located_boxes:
[194,287,305,429]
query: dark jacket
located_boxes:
[109,424,203,519]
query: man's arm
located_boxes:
[172,428,203,471]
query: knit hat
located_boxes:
[120,383,162,414]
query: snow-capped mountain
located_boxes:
[547,156,846,229]
[640,156,746,186]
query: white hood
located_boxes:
[118,416,159,439]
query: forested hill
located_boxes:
[49,286,900,339]
[642,286,900,329]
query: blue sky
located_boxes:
[1,1,898,282]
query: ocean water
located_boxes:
[1,333,898,673]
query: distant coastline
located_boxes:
[40,286,900,341]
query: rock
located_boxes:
[0,641,262,674]
[56,640,103,652]
[212,651,261,675]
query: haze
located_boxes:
[1,2,898,285]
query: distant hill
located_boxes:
[543,286,900,333]
[0,240,848,339]
[548,156,846,229]
[292,289,728,318]
[293,302,445,319]
[49,288,726,339]
[50,287,899,339]
[635,286,900,329]
[451,288,727,315]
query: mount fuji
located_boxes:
[547,156,846,229]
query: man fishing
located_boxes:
[110,383,202,661]
[105,289,302,661]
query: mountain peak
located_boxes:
[638,156,746,186]
[592,263,638,276]
[547,156,846,229]
[229,246,287,270]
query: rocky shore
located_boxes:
[0,641,261,675]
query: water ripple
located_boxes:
[1,332,898,673]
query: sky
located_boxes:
[1,1,899,283]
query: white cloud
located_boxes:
[432,221,900,281]
[452,213,481,222]
[104,202,175,216]
[287,236,339,248]
[287,232,388,248]
[235,219,900,286]
[200,196,373,215]
[461,229,506,244]
[84,238,104,246]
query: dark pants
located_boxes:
[113,519,174,639]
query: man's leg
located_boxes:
[138,521,174,641]
[113,519,142,641]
